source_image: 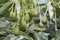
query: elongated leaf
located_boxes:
[0,2,12,14]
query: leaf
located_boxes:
[0,18,9,28]
[0,2,12,14]
[37,32,49,40]
[0,0,8,4]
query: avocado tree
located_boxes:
[0,0,60,40]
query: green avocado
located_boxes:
[24,13,30,23]
[20,19,27,31]
[14,25,20,36]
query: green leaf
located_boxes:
[0,2,12,14]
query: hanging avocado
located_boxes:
[9,3,17,21]
[24,13,30,23]
[20,19,27,31]
[42,17,47,23]
[14,25,20,36]
[39,22,44,27]
[29,10,38,17]
[9,11,17,21]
